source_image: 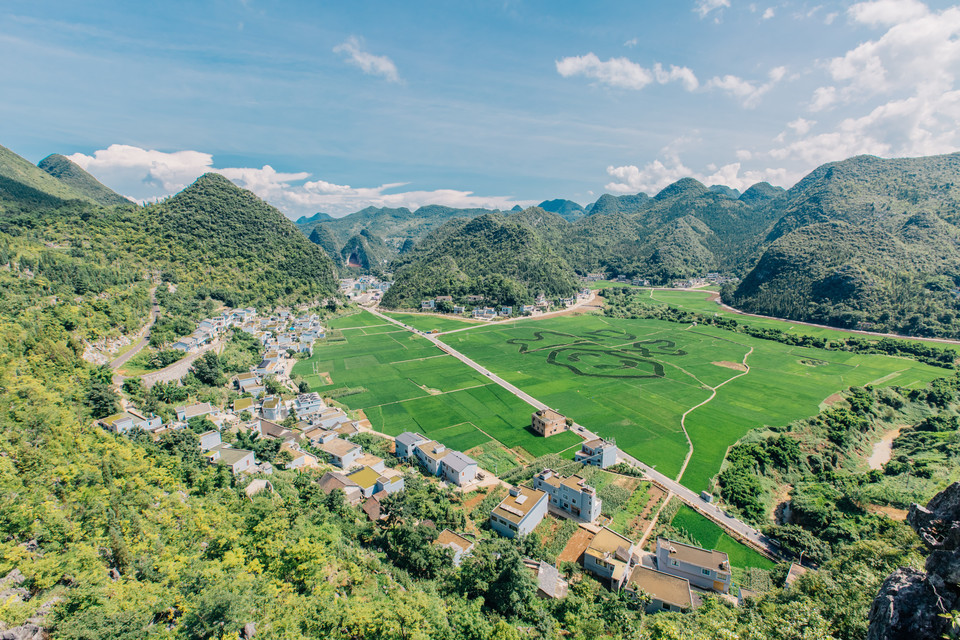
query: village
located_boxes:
[95,301,801,617]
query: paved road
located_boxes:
[110,287,160,370]
[364,306,782,559]
[140,339,223,388]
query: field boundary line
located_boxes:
[675,346,754,483]
[362,382,495,408]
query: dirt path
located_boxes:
[868,427,903,470]
[675,346,754,482]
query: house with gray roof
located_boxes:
[441,450,478,486]
[395,432,429,460]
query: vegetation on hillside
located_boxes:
[37,154,130,206]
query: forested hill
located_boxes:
[381,211,578,308]
[0,143,93,209]
[146,173,338,303]
[730,153,960,338]
[37,154,130,206]
[296,203,500,249]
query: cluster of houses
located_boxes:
[416,289,591,321]
[340,276,392,302]
[486,464,735,613]
[395,432,479,487]
[171,308,325,358]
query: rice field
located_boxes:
[442,313,945,491]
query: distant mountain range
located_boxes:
[4,139,960,338]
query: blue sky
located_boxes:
[2,0,959,217]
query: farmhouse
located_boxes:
[574,438,618,468]
[489,486,548,539]
[434,530,474,566]
[175,402,219,423]
[440,450,478,486]
[99,409,162,434]
[532,469,601,522]
[395,431,430,460]
[531,409,566,437]
[655,538,731,594]
[317,471,363,505]
[624,565,694,613]
[583,527,636,589]
[205,445,256,476]
[523,559,569,599]
[347,466,405,498]
[321,437,362,469]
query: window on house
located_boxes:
[670,559,679,567]
[701,568,711,576]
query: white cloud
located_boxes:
[848,0,928,26]
[624,37,639,47]
[604,158,792,194]
[556,54,699,91]
[762,7,775,19]
[787,117,816,136]
[824,11,838,24]
[707,66,786,107]
[68,145,532,217]
[333,36,400,83]
[694,0,731,19]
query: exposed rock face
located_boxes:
[868,482,960,640]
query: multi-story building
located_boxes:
[531,409,566,437]
[574,438,618,468]
[395,432,430,460]
[655,538,731,594]
[532,469,602,522]
[489,486,548,538]
[583,527,636,589]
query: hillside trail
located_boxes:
[674,345,754,483]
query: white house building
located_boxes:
[490,486,548,539]
[532,469,602,522]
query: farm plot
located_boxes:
[382,311,482,334]
[671,504,775,571]
[293,310,580,458]
[443,314,945,491]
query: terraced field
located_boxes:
[293,311,581,459]
[442,313,945,491]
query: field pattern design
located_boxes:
[442,314,945,491]
[507,328,687,379]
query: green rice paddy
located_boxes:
[442,313,944,491]
[293,310,581,461]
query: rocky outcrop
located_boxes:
[868,482,960,640]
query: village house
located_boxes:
[321,437,362,469]
[205,445,257,475]
[583,527,636,589]
[531,409,566,437]
[435,295,453,303]
[532,469,602,522]
[261,396,283,422]
[624,565,694,613]
[489,486,548,539]
[317,471,363,505]
[421,299,436,310]
[175,402,219,423]
[472,307,497,319]
[257,419,300,444]
[434,530,474,566]
[655,538,731,594]
[500,306,512,316]
[452,305,466,314]
[294,392,325,417]
[233,397,255,416]
[171,336,199,352]
[99,409,162,434]
[395,432,430,460]
[279,442,319,470]
[574,438,619,468]
[198,430,222,451]
[440,450,478,486]
[523,559,569,599]
[413,440,448,475]
[521,305,535,315]
[347,466,405,498]
[465,294,484,304]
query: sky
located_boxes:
[2,0,960,218]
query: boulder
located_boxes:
[867,568,956,640]
[0,624,44,640]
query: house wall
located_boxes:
[231,453,255,475]
[656,544,730,593]
[442,462,477,486]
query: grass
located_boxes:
[442,313,944,491]
[382,311,482,334]
[608,481,652,536]
[293,309,582,459]
[466,440,524,475]
[670,504,775,571]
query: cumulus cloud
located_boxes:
[848,0,928,26]
[333,36,401,83]
[707,66,786,107]
[694,0,731,19]
[762,7,775,19]
[556,54,698,91]
[604,158,793,194]
[68,145,532,217]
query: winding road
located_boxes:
[110,286,160,370]
[363,305,782,559]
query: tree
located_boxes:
[459,539,537,618]
[86,365,119,419]
[190,351,224,386]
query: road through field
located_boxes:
[364,305,781,558]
